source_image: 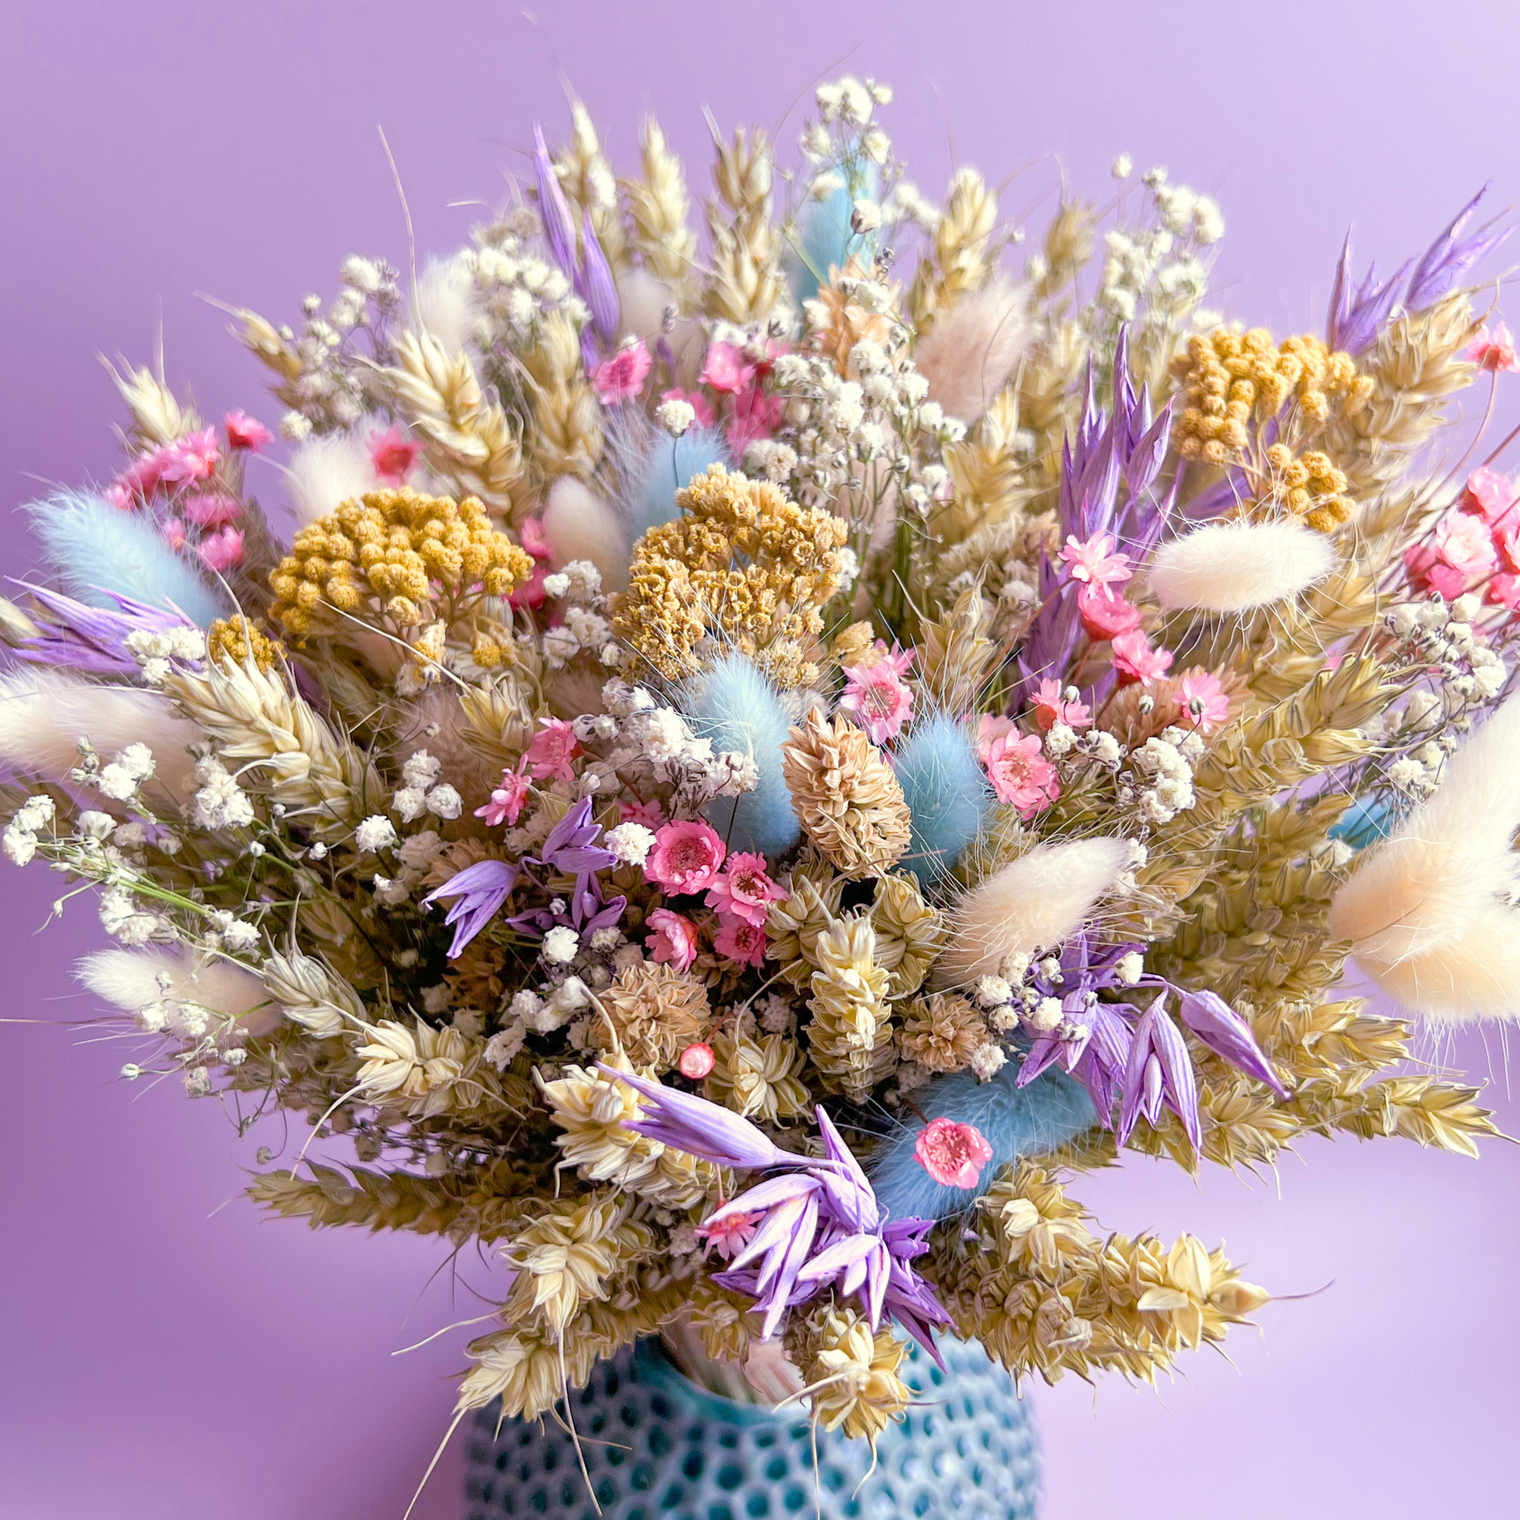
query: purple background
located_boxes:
[3,3,1518,1515]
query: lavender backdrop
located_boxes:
[2,2,1518,1516]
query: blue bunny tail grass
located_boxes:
[26,491,227,627]
[785,152,880,308]
[892,714,993,884]
[686,653,801,857]
[1329,795,1393,850]
[868,1066,1097,1222]
[624,427,731,543]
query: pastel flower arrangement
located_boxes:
[1,73,1516,1476]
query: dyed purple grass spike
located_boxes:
[1326,229,1410,356]
[1178,990,1286,1097]
[1118,995,1201,1151]
[1405,182,1513,314]
[9,580,198,677]
[578,209,620,347]
[532,124,577,276]
[423,860,520,959]
[604,1064,798,1170]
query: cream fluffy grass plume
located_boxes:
[0,69,1515,1466]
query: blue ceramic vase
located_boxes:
[463,1336,1039,1520]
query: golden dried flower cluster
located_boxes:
[268,488,533,635]
[594,961,711,1072]
[205,615,282,671]
[612,464,846,683]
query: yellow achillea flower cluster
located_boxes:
[267,488,533,636]
[1172,329,1373,530]
[612,463,847,684]
[205,615,283,672]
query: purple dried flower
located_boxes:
[577,208,620,348]
[1178,989,1286,1096]
[1405,182,1513,314]
[1117,995,1201,1151]
[1326,229,1410,357]
[532,123,577,276]
[423,859,520,958]
[537,796,618,879]
[8,580,199,677]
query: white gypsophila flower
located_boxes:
[401,750,441,790]
[542,926,580,965]
[1115,951,1144,985]
[397,830,444,871]
[1044,722,1078,758]
[96,763,140,801]
[589,927,621,954]
[392,786,427,823]
[3,825,36,867]
[421,983,452,1014]
[541,626,579,667]
[508,989,543,1022]
[564,607,610,647]
[969,1044,1008,1081]
[483,1021,527,1071]
[541,572,571,600]
[222,920,261,953]
[975,975,1014,1008]
[561,560,601,599]
[307,841,328,861]
[16,795,55,831]
[112,821,149,849]
[851,198,882,234]
[605,823,655,867]
[117,743,155,780]
[355,815,398,853]
[655,398,695,436]
[425,784,462,820]
[183,1068,212,1098]
[192,756,255,831]
[99,885,159,945]
[1112,153,1133,180]
[1030,996,1065,1033]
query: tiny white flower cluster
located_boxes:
[3,794,55,866]
[536,562,611,671]
[598,679,757,812]
[391,750,463,823]
[462,210,583,352]
[192,754,255,831]
[125,624,207,685]
[1127,727,1202,825]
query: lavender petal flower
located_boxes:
[422,859,520,958]
[538,796,617,877]
[9,579,198,677]
[1178,989,1287,1096]
[1117,995,1201,1151]
[532,123,577,277]
[578,208,620,347]
[1326,229,1410,356]
[1405,182,1513,314]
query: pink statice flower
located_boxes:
[1461,467,1519,525]
[1059,532,1132,598]
[197,526,244,573]
[475,764,532,827]
[647,908,700,973]
[700,342,757,395]
[618,797,666,830]
[159,428,221,487]
[913,1117,993,1190]
[974,714,1016,762]
[370,424,422,483]
[1407,506,1500,599]
[645,819,727,896]
[982,730,1060,818]
[839,645,915,743]
[1031,678,1091,732]
[1111,628,1174,685]
[509,515,553,609]
[1466,322,1520,374]
[523,718,582,783]
[724,389,783,454]
[713,915,766,968]
[695,1205,761,1260]
[223,410,273,452]
[661,387,715,428]
[163,517,187,551]
[1174,669,1231,732]
[1077,584,1143,641]
[592,342,652,405]
[705,852,785,928]
[182,491,241,528]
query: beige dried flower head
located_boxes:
[782,709,911,878]
[611,464,846,684]
[870,872,945,997]
[594,961,711,1072]
[805,255,898,375]
[808,912,895,1099]
[766,853,846,986]
[353,1016,493,1118]
[707,1025,810,1123]
[898,991,989,1073]
[684,1273,765,1365]
[791,1304,911,1447]
[1136,1234,1270,1352]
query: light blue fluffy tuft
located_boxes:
[892,715,993,883]
[786,153,881,308]
[26,490,227,627]
[868,1066,1097,1222]
[686,653,801,858]
[626,428,731,543]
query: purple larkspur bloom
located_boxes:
[577,208,620,348]
[1117,995,1200,1151]
[8,580,199,678]
[424,859,520,959]
[601,1069,952,1355]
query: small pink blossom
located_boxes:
[182,491,242,528]
[197,525,244,573]
[592,342,653,405]
[158,428,221,487]
[974,714,1017,763]
[1174,669,1231,732]
[839,648,915,743]
[1466,322,1520,374]
[104,480,135,511]
[982,731,1060,818]
[913,1117,993,1190]
[518,515,552,561]
[696,1206,761,1259]
[1404,543,1471,601]
[645,819,726,896]
[661,387,715,428]
[1031,678,1092,732]
[1111,629,1174,685]
[509,516,553,610]
[1487,571,1520,611]
[647,908,700,973]
[1496,520,1520,575]
[713,915,766,967]
[705,852,786,928]
[223,410,273,452]
[1059,532,1132,599]
[475,764,532,827]
[523,718,582,783]
[723,389,783,454]
[700,342,757,395]
[679,1042,715,1080]
[163,517,187,551]
[618,797,666,830]
[370,424,422,483]
[1077,584,1143,641]
[1461,467,1519,525]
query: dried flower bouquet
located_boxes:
[3,74,1515,1468]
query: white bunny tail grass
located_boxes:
[78,947,280,1036]
[286,433,380,528]
[1328,693,1520,1021]
[913,278,1030,425]
[413,255,478,355]
[0,666,199,801]
[934,836,1131,988]
[543,477,630,592]
[1148,519,1336,612]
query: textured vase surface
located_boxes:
[464,1336,1039,1520]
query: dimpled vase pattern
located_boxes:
[463,1336,1038,1520]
